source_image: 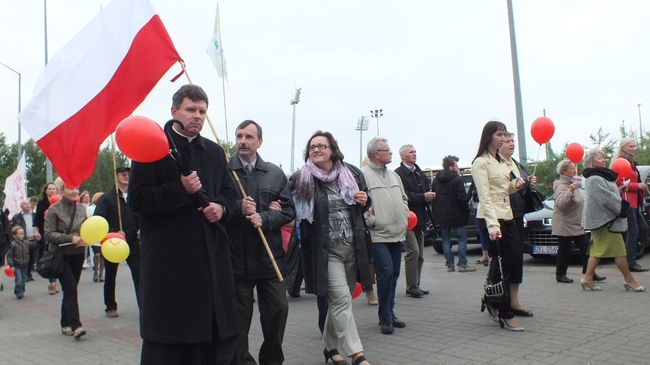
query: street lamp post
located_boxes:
[0,61,22,161]
[44,0,53,182]
[289,88,301,173]
[370,109,383,136]
[638,103,643,138]
[355,116,369,167]
[506,0,527,164]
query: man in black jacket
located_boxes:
[227,120,294,365]
[11,200,41,281]
[129,84,240,365]
[394,144,435,298]
[94,166,140,319]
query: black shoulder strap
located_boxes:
[66,204,77,234]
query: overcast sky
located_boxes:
[1,0,649,173]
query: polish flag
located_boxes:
[19,0,181,187]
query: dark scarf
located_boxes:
[583,167,618,181]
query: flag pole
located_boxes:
[110,134,123,233]
[178,61,284,282]
[216,3,229,144]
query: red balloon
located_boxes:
[49,194,62,206]
[4,266,15,278]
[116,115,169,162]
[352,282,362,299]
[530,117,555,144]
[565,143,584,163]
[101,232,126,245]
[407,211,418,231]
[611,158,633,179]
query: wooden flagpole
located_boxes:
[178,61,284,282]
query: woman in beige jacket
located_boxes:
[552,159,605,283]
[472,120,525,332]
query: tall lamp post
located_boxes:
[0,61,22,161]
[355,116,369,167]
[638,103,643,138]
[370,108,383,136]
[44,0,53,182]
[289,88,302,173]
[507,0,527,164]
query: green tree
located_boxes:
[24,139,46,197]
[0,133,18,195]
[79,145,128,195]
[588,127,617,160]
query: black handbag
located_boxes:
[36,204,76,279]
[484,239,510,303]
[524,185,544,213]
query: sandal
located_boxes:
[512,308,533,317]
[353,354,370,365]
[324,348,346,365]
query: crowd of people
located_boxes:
[0,84,647,364]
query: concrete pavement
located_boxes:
[1,249,649,364]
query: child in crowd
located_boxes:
[7,226,30,299]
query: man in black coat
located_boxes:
[227,120,294,365]
[128,85,240,365]
[10,200,40,280]
[94,166,140,319]
[432,155,474,272]
[394,144,435,297]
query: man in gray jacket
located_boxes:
[362,137,410,335]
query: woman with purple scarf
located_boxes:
[290,131,373,365]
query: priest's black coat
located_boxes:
[128,132,239,343]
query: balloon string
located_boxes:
[532,144,542,176]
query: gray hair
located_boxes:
[615,136,636,158]
[367,137,388,158]
[556,159,573,175]
[399,144,414,158]
[583,148,604,169]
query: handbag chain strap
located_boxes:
[494,237,505,282]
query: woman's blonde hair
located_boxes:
[615,137,636,160]
[583,148,605,169]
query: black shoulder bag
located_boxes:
[37,204,76,279]
[484,238,510,303]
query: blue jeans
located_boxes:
[14,266,28,297]
[372,243,402,326]
[440,226,468,268]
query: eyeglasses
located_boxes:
[376,149,392,154]
[309,144,330,151]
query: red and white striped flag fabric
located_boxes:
[19,0,181,187]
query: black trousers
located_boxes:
[486,219,521,319]
[141,323,240,365]
[234,277,288,365]
[104,243,141,311]
[26,239,41,278]
[60,253,84,330]
[556,234,589,276]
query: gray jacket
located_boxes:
[581,168,627,232]
[552,175,585,236]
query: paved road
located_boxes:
[1,249,649,364]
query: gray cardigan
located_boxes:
[581,173,627,232]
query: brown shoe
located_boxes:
[365,291,378,305]
[105,310,119,318]
[73,327,86,339]
[61,326,73,336]
[48,283,57,295]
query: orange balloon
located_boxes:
[116,115,169,162]
[407,211,418,231]
[352,282,362,299]
[531,117,555,144]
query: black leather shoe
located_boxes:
[630,264,649,272]
[392,318,406,328]
[593,273,607,282]
[406,289,423,298]
[380,323,394,334]
[556,275,574,283]
[419,289,430,295]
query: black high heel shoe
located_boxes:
[324,348,346,365]
[480,297,498,322]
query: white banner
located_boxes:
[3,153,27,220]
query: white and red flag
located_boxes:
[19,0,181,187]
[2,153,27,219]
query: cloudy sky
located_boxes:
[1,0,649,173]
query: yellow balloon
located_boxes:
[101,238,130,263]
[80,216,109,244]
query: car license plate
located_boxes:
[532,245,558,255]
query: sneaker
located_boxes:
[82,262,89,269]
[48,283,57,295]
[105,310,119,318]
[73,327,86,339]
[16,294,24,300]
[447,266,455,272]
[458,265,476,272]
[61,327,73,336]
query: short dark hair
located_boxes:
[442,155,459,171]
[172,84,209,109]
[303,131,345,163]
[236,120,263,139]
